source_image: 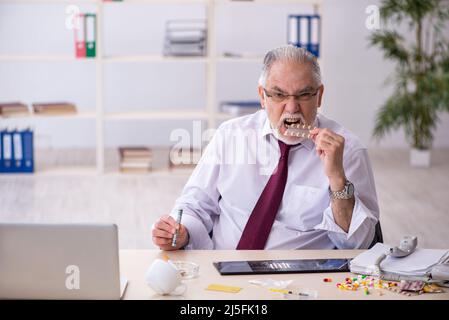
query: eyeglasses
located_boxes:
[263,87,320,103]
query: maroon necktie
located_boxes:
[236,140,292,249]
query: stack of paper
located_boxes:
[163,20,207,57]
[350,243,449,278]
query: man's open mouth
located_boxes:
[283,118,302,128]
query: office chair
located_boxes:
[369,221,384,249]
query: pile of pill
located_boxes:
[335,275,398,295]
[331,276,443,297]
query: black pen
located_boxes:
[171,209,183,247]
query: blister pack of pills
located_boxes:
[283,123,316,139]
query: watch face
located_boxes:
[347,183,354,196]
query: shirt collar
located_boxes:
[261,112,320,151]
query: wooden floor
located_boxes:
[0,149,448,249]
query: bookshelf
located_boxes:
[0,0,322,175]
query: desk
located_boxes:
[119,250,448,300]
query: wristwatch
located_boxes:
[328,180,354,200]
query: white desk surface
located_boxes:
[119,249,448,300]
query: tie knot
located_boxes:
[278,140,291,158]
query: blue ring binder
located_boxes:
[287,14,321,58]
[0,128,34,173]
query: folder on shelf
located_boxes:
[0,129,34,173]
[74,13,86,58]
[12,130,23,170]
[0,130,3,172]
[287,14,321,58]
[310,16,320,57]
[1,130,13,172]
[85,13,96,58]
[21,129,34,173]
[300,16,308,48]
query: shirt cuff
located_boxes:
[170,209,214,250]
[315,196,378,241]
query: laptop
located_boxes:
[0,223,128,299]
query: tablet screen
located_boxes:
[213,258,351,275]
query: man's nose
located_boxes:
[284,96,300,113]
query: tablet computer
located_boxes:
[213,258,351,275]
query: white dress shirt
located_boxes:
[170,110,379,250]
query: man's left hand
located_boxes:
[309,128,346,190]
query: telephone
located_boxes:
[374,236,449,286]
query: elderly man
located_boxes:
[152,45,379,250]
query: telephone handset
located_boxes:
[389,236,418,258]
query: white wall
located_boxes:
[321,0,449,148]
[1,0,448,148]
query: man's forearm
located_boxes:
[328,174,355,233]
[330,197,355,233]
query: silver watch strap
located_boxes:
[329,180,354,200]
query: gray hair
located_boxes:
[258,45,322,87]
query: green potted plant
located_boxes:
[370,0,449,167]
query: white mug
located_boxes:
[145,259,187,296]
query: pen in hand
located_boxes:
[171,209,183,248]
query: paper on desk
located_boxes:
[248,279,293,289]
[350,243,449,276]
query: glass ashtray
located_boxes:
[172,260,200,280]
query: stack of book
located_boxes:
[32,102,77,115]
[119,147,152,173]
[163,20,207,57]
[0,102,30,117]
[220,100,260,117]
[169,147,202,170]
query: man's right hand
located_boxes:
[152,215,189,251]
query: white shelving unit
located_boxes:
[0,0,322,175]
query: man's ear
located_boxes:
[317,84,324,109]
[258,86,265,109]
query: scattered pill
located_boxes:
[333,275,414,297]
